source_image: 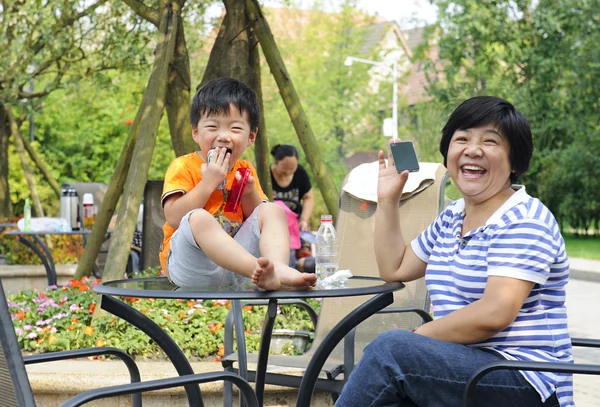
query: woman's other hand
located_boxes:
[299,219,310,231]
[377,140,409,204]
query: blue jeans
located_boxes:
[336,330,559,407]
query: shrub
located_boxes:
[7,274,320,360]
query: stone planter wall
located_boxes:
[0,264,76,295]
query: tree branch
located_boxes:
[121,0,161,27]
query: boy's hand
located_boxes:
[201,147,230,190]
[377,139,409,204]
[240,172,255,197]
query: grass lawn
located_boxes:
[563,233,600,260]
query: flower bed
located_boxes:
[7,273,320,360]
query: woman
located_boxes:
[336,97,571,407]
[270,144,314,268]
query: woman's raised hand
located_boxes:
[377,139,409,204]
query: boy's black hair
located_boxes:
[440,96,533,184]
[270,144,299,161]
[190,78,260,130]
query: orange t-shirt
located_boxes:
[159,152,267,273]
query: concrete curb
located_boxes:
[569,257,600,283]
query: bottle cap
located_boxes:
[83,193,94,205]
[320,214,333,222]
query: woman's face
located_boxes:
[447,125,512,204]
[273,156,298,178]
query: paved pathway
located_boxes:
[567,257,600,406]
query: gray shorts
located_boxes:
[167,206,262,287]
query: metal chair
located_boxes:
[463,337,600,407]
[0,279,259,407]
[221,162,449,404]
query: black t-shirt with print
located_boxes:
[271,164,312,217]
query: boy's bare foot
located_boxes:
[252,257,281,290]
[252,257,317,291]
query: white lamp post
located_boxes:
[344,56,398,141]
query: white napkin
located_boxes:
[318,269,353,289]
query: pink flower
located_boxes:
[27,332,37,339]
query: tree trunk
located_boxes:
[245,0,339,219]
[0,104,12,218]
[8,107,44,217]
[20,131,61,198]
[200,0,270,194]
[165,9,196,157]
[249,32,272,199]
[101,4,178,283]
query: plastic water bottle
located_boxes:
[23,198,32,232]
[315,214,338,280]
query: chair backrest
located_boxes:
[0,280,37,407]
[141,180,165,270]
[306,162,448,362]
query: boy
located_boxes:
[159,78,317,290]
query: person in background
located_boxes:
[270,144,314,269]
[336,96,571,407]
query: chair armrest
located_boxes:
[572,337,600,348]
[24,347,142,407]
[60,371,259,407]
[375,306,433,323]
[463,360,600,407]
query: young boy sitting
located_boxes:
[159,78,317,290]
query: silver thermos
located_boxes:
[60,186,72,231]
[69,188,80,231]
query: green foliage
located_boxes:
[258,1,403,224]
[419,0,600,230]
[8,276,320,359]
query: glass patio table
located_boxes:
[94,276,405,407]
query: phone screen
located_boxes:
[390,141,420,173]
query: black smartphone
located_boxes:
[390,141,420,173]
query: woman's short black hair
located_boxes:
[190,78,260,130]
[440,96,533,183]
[270,144,299,162]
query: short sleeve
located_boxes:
[296,165,312,197]
[162,158,197,206]
[486,219,557,284]
[411,210,446,263]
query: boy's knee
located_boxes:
[187,209,214,231]
[257,201,286,221]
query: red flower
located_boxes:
[124,119,133,125]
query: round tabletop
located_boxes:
[94,276,404,300]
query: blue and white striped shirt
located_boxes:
[411,186,573,406]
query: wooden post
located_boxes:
[100,4,178,282]
[245,0,339,219]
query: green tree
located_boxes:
[259,1,394,189]
[0,0,154,217]
[419,0,600,229]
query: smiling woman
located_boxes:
[337,96,573,407]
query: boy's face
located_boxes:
[192,104,257,166]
